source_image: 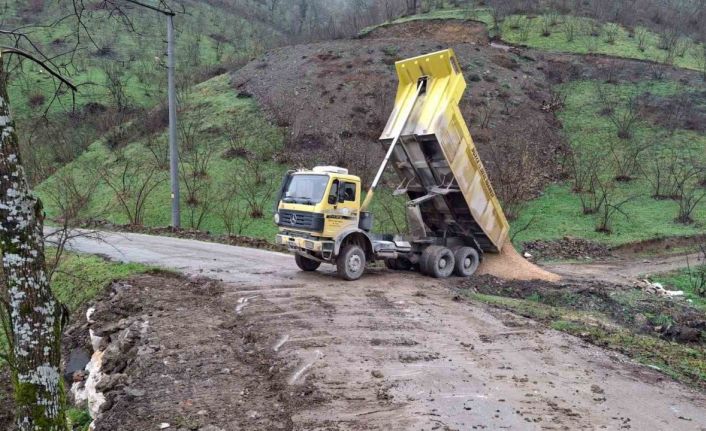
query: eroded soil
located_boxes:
[63,273,321,431]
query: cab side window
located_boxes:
[341,182,356,202]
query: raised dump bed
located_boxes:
[379,49,510,253]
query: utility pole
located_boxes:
[126,0,180,227]
[166,13,180,227]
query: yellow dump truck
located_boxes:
[274,49,510,280]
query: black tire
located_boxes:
[420,246,444,276]
[337,244,366,281]
[295,253,321,271]
[396,257,412,271]
[385,257,412,271]
[453,247,480,277]
[427,247,455,278]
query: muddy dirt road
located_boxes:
[546,252,704,285]
[66,232,706,430]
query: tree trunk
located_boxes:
[0,56,68,430]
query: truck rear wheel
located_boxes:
[337,244,366,281]
[453,247,480,277]
[295,254,321,272]
[420,246,455,278]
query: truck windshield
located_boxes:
[282,174,329,205]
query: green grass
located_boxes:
[51,252,151,311]
[5,0,276,121]
[37,74,287,240]
[37,72,410,241]
[511,79,706,247]
[67,407,92,431]
[360,8,704,72]
[469,292,706,388]
[500,14,704,71]
[651,265,706,311]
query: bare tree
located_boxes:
[99,60,131,112]
[596,83,641,139]
[594,178,635,233]
[563,17,578,42]
[178,107,217,230]
[216,184,253,236]
[673,159,706,224]
[603,23,619,44]
[642,148,680,200]
[486,128,545,221]
[97,156,166,226]
[635,26,649,51]
[608,138,651,181]
[240,161,277,219]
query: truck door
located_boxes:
[323,179,359,237]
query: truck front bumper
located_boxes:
[276,234,335,260]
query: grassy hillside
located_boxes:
[362,8,705,72]
[512,79,706,246]
[4,1,277,120]
[33,13,705,249]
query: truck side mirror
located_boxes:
[328,180,339,204]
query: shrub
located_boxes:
[28,93,45,108]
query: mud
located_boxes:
[456,274,706,345]
[61,231,706,430]
[362,19,489,44]
[231,21,568,195]
[612,234,706,258]
[522,237,612,261]
[63,273,322,431]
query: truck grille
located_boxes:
[278,210,325,231]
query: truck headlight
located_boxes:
[274,213,280,224]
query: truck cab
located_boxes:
[275,166,375,280]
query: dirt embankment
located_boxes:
[62,273,323,431]
[231,19,567,196]
[363,19,489,44]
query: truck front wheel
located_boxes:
[337,244,366,281]
[295,254,321,272]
